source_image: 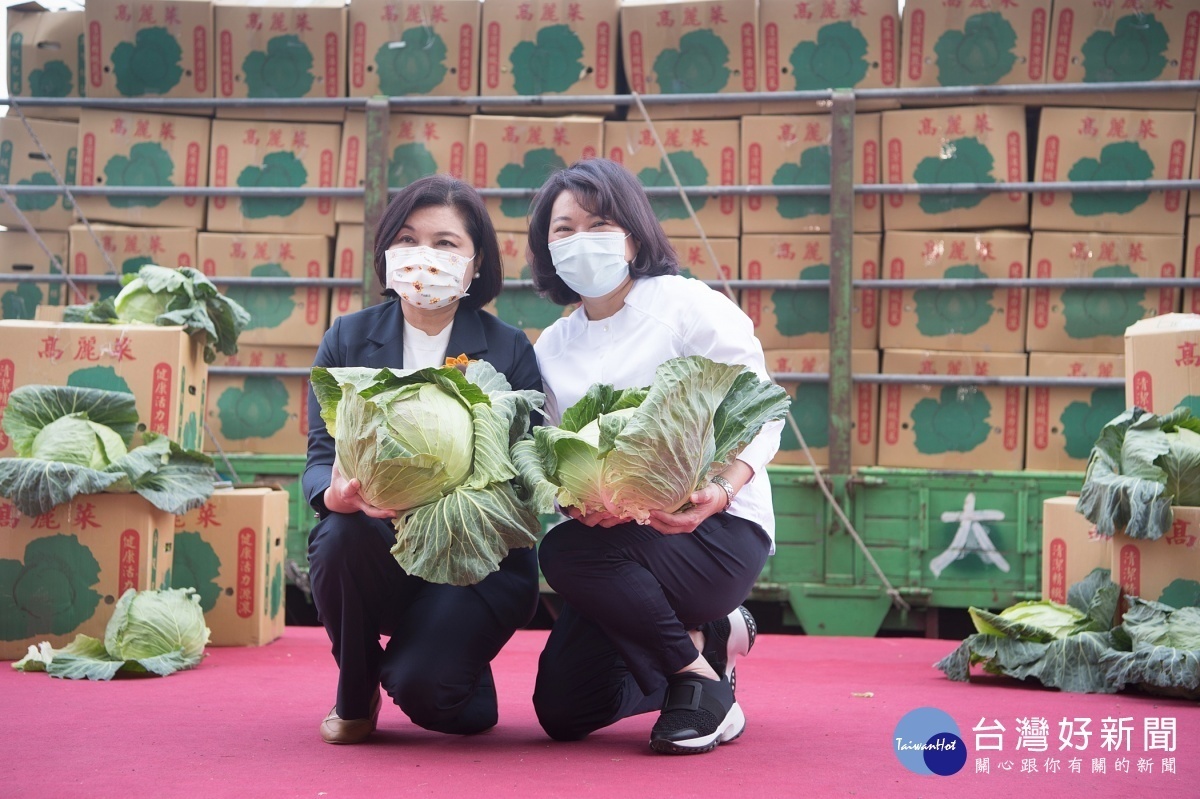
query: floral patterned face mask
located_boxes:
[385,246,474,310]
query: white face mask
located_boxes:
[548,231,631,298]
[385,246,474,310]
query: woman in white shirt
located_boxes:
[304,176,543,745]
[527,159,783,755]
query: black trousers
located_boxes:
[307,511,539,732]
[532,512,772,741]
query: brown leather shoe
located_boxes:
[320,690,381,745]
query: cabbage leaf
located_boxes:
[513,356,790,524]
[311,360,545,586]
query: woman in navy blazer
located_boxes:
[303,175,543,745]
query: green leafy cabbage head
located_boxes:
[913,263,996,336]
[225,263,296,330]
[1,284,43,320]
[171,531,222,613]
[216,376,291,440]
[911,385,992,454]
[495,265,563,330]
[16,171,58,212]
[95,256,155,301]
[1061,264,1146,339]
[1077,406,1200,540]
[110,27,183,96]
[376,28,447,95]
[103,587,210,675]
[238,151,308,219]
[1102,597,1200,698]
[774,264,830,336]
[779,384,828,449]
[1060,388,1127,460]
[512,355,790,523]
[789,21,869,90]
[912,136,996,214]
[389,142,439,188]
[1067,141,1154,216]
[28,60,72,97]
[103,141,174,208]
[638,151,709,221]
[654,29,731,94]
[510,24,584,95]
[773,146,831,218]
[496,148,567,219]
[0,534,101,641]
[244,34,315,98]
[1081,13,1169,83]
[311,361,546,585]
[934,12,1018,87]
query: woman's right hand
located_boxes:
[564,505,631,528]
[323,460,396,519]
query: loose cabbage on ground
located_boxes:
[0,384,218,517]
[311,359,545,586]
[513,355,790,524]
[13,588,210,680]
[64,263,250,363]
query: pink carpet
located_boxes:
[3,627,1195,798]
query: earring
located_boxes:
[474,271,480,279]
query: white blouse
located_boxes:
[402,318,454,370]
[534,274,784,545]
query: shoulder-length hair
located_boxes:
[527,159,679,306]
[373,174,503,310]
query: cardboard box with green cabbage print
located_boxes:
[759,0,898,114]
[0,320,207,457]
[467,114,602,233]
[330,224,365,325]
[882,104,1028,231]
[740,233,879,351]
[1025,231,1183,354]
[7,2,85,122]
[76,108,210,229]
[85,0,213,101]
[1186,218,1200,317]
[0,493,175,661]
[0,231,67,321]
[620,0,758,119]
[900,0,1051,90]
[0,117,78,231]
[68,223,197,303]
[1124,313,1200,419]
[205,345,316,455]
[348,0,479,112]
[1033,107,1193,236]
[763,348,879,468]
[173,487,289,646]
[741,113,880,234]
[483,231,570,344]
[671,237,737,283]
[214,0,346,123]
[881,230,1029,354]
[482,0,618,115]
[605,119,739,237]
[1046,0,1200,110]
[878,349,1026,471]
[1026,352,1125,473]
[336,111,469,224]
[206,119,341,237]
[198,233,330,347]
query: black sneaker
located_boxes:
[700,605,757,693]
[649,673,744,755]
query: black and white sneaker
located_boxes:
[701,605,757,694]
[649,673,744,755]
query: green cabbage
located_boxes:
[1067,141,1154,216]
[654,29,731,94]
[934,12,1018,87]
[510,24,583,95]
[0,384,218,517]
[1081,13,1168,83]
[912,136,996,214]
[0,534,102,641]
[28,60,72,97]
[1102,598,1200,700]
[911,385,993,455]
[65,263,251,363]
[913,263,996,336]
[110,27,183,96]
[1077,406,1200,540]
[513,356,790,524]
[244,35,314,98]
[788,21,869,90]
[311,360,545,586]
[13,588,210,680]
[103,141,173,208]
[1061,264,1147,339]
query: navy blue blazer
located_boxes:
[302,300,544,624]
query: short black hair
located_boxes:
[527,159,679,306]
[373,174,503,310]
